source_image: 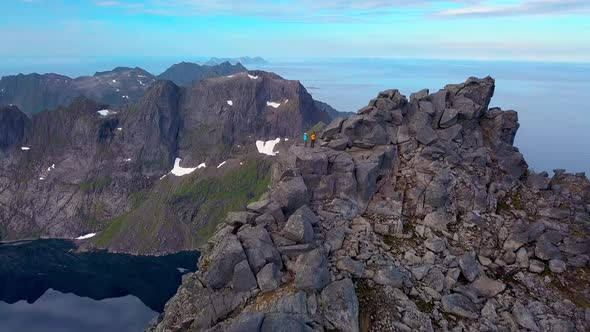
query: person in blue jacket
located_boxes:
[303,132,308,147]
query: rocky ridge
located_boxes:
[0,62,247,114]
[150,77,590,331]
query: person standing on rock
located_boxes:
[310,132,316,148]
[303,132,308,147]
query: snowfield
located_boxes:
[217,161,227,168]
[248,74,259,80]
[97,109,116,116]
[75,233,97,240]
[21,147,30,151]
[227,100,233,106]
[266,101,281,108]
[170,158,198,176]
[256,138,281,156]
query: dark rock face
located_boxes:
[157,61,247,86]
[151,77,590,332]
[0,105,29,152]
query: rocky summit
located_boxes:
[149,77,590,331]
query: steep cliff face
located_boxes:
[151,77,590,332]
[157,61,247,86]
[177,71,329,163]
[0,71,331,254]
[0,105,29,152]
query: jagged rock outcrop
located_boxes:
[151,77,590,331]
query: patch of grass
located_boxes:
[413,297,434,313]
[94,214,126,247]
[93,157,272,253]
[130,191,148,209]
[497,187,525,212]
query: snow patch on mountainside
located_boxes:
[75,233,97,240]
[170,158,198,176]
[98,109,117,116]
[256,138,281,156]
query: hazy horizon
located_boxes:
[2,1,590,62]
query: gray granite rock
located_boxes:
[321,278,360,332]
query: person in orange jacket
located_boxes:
[310,132,316,148]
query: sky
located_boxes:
[0,0,589,62]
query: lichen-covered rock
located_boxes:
[294,249,330,291]
[320,278,359,332]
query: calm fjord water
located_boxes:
[0,239,198,332]
[1,57,588,173]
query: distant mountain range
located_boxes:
[0,61,247,114]
[0,70,335,254]
[157,61,247,86]
[204,56,268,66]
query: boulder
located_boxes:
[441,294,479,319]
[535,238,563,261]
[232,260,258,292]
[282,209,314,244]
[424,237,447,253]
[326,227,345,253]
[422,211,455,231]
[416,126,438,146]
[512,303,540,331]
[256,263,282,292]
[471,276,505,298]
[320,278,360,332]
[410,88,429,102]
[439,108,459,128]
[247,199,270,213]
[203,234,247,289]
[336,257,365,278]
[355,160,381,203]
[373,265,409,288]
[529,260,545,273]
[549,259,566,273]
[294,249,330,291]
[437,124,463,141]
[225,211,258,226]
[322,117,345,140]
[459,252,481,282]
[238,225,282,273]
[272,176,309,214]
[295,150,329,175]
